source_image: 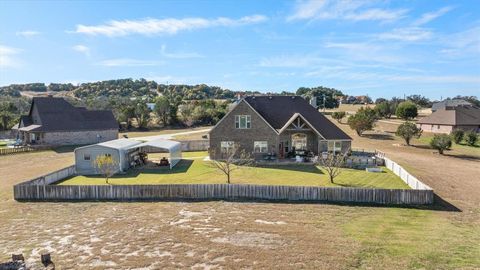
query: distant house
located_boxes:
[417,105,480,134]
[209,96,352,160]
[431,99,472,112]
[14,96,118,146]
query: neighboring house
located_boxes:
[74,138,182,175]
[431,99,472,112]
[417,105,480,134]
[14,96,118,146]
[209,96,352,160]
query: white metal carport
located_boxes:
[131,139,182,169]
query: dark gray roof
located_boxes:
[418,105,480,126]
[432,99,472,111]
[22,97,118,132]
[244,96,351,140]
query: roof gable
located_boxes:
[244,96,351,140]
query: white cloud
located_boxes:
[440,26,480,57]
[413,6,453,26]
[72,45,90,57]
[15,30,41,37]
[74,15,267,37]
[160,45,204,59]
[287,0,407,22]
[377,27,433,42]
[96,58,163,67]
[0,45,22,68]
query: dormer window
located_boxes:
[235,115,251,129]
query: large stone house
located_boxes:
[14,96,118,146]
[417,105,480,134]
[209,96,352,159]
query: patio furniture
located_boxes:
[158,157,170,166]
[263,153,277,161]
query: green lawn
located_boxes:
[58,152,409,189]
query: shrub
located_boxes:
[395,101,418,120]
[450,129,464,144]
[396,122,422,145]
[332,111,346,123]
[429,134,452,154]
[347,107,377,136]
[374,101,394,118]
[465,131,478,146]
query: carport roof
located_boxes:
[96,138,143,150]
[130,139,181,151]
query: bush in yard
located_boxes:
[429,134,452,154]
[347,107,376,136]
[450,129,464,144]
[374,101,395,118]
[395,101,418,120]
[332,111,346,123]
[396,122,422,145]
[465,130,478,146]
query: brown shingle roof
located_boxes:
[244,96,351,140]
[417,106,480,126]
[22,97,118,132]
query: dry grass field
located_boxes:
[1,122,479,269]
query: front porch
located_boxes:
[256,114,351,161]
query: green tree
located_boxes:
[396,122,422,145]
[331,111,346,123]
[396,101,418,120]
[154,96,170,126]
[375,101,395,118]
[450,129,464,144]
[134,101,151,129]
[464,131,478,146]
[0,101,19,130]
[430,134,452,154]
[347,107,377,136]
[407,95,431,108]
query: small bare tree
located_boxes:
[208,143,254,184]
[93,155,119,184]
[316,153,346,183]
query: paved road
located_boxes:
[134,128,212,141]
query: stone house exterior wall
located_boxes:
[39,129,118,146]
[209,100,278,159]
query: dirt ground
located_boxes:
[1,121,479,269]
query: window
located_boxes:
[220,141,234,153]
[292,133,307,150]
[254,141,268,153]
[235,115,251,129]
[104,153,112,157]
[84,154,91,161]
[328,141,342,153]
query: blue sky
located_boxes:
[0,0,479,99]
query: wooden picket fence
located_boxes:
[14,183,433,204]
